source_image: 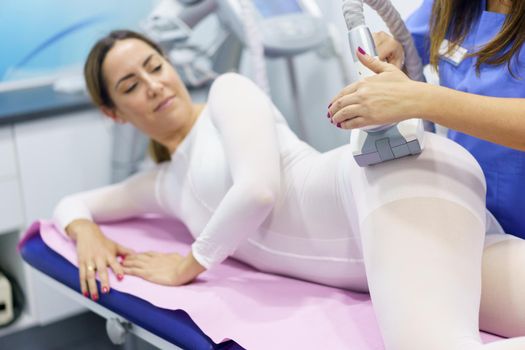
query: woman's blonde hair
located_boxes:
[84,29,172,163]
[429,0,525,77]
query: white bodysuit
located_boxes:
[55,73,486,291]
[55,74,525,350]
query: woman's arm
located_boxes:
[53,167,168,299]
[416,83,525,150]
[191,73,281,269]
[329,51,525,151]
[54,166,167,234]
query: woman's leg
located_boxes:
[361,198,525,350]
[343,133,525,349]
[480,236,525,337]
[362,197,480,349]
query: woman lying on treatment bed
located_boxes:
[54,30,525,350]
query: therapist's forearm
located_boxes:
[414,82,525,151]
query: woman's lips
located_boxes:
[154,96,175,112]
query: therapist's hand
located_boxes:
[66,219,134,301]
[122,251,206,286]
[373,31,405,69]
[328,48,421,129]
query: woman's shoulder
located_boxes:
[207,73,268,117]
[209,73,261,96]
[212,72,252,84]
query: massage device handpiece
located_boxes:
[347,25,423,166]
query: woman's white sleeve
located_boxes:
[191,73,281,269]
[53,166,168,237]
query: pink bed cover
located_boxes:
[19,217,502,349]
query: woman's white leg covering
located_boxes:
[480,236,525,338]
[344,133,525,349]
[361,198,525,350]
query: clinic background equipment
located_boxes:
[0,272,14,327]
[144,0,332,91]
[111,0,345,182]
[216,0,333,137]
[342,0,425,166]
[0,268,24,328]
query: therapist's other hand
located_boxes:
[122,251,206,286]
[66,219,134,301]
[373,31,405,69]
[328,48,419,129]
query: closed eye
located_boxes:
[124,83,137,94]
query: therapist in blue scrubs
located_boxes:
[329,0,525,339]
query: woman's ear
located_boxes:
[100,105,126,124]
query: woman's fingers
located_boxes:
[357,49,396,75]
[79,255,125,301]
[96,258,110,295]
[85,262,98,301]
[332,104,366,127]
[381,40,404,69]
[373,31,404,68]
[329,94,361,122]
[329,81,360,108]
[122,266,146,279]
[340,116,365,130]
[122,253,148,268]
[74,228,131,301]
[373,33,392,62]
[78,264,89,298]
[108,256,125,282]
[116,243,135,257]
[387,54,404,70]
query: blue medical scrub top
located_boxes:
[406,0,525,239]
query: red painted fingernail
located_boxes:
[92,294,99,301]
[337,122,342,128]
[83,291,89,298]
[327,111,331,119]
[117,274,124,281]
[358,47,366,55]
[102,287,109,294]
[328,103,332,109]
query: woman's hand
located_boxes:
[373,31,405,69]
[66,219,135,301]
[122,251,206,286]
[328,48,422,129]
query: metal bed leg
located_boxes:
[107,317,134,348]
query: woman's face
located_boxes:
[102,38,193,138]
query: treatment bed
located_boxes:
[18,217,503,350]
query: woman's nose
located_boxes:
[146,78,163,98]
